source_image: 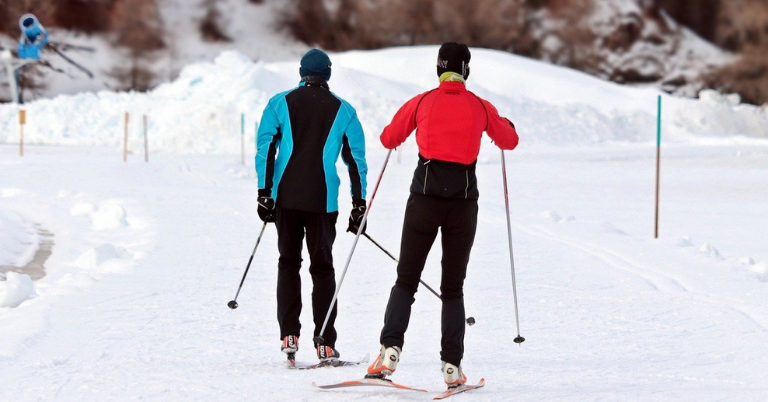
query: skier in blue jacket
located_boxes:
[255,48,368,364]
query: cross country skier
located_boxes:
[367,42,519,387]
[255,48,368,364]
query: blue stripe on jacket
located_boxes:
[255,83,367,213]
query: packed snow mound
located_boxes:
[1,47,766,153]
[0,209,37,267]
[90,203,129,231]
[0,272,36,308]
[70,201,128,231]
[73,243,131,272]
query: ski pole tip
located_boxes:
[514,335,525,344]
[227,300,239,310]
[466,316,476,326]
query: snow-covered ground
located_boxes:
[1,47,768,400]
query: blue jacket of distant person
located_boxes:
[17,14,49,60]
[255,76,368,214]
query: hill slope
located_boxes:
[1,46,766,152]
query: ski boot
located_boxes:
[316,345,340,362]
[282,335,299,364]
[442,361,467,389]
[366,345,401,378]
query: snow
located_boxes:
[1,46,768,400]
[0,208,37,266]
[0,0,307,100]
[157,0,307,69]
[588,0,733,96]
[2,47,766,155]
[0,272,35,308]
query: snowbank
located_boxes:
[73,243,131,273]
[70,201,129,231]
[1,47,766,154]
[0,272,36,308]
[0,208,37,267]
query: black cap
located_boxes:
[437,42,471,80]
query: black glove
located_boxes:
[257,189,276,223]
[346,199,367,234]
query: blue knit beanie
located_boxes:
[299,49,332,81]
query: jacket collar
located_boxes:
[439,71,466,83]
[300,76,330,89]
[438,81,466,90]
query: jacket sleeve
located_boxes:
[380,93,425,149]
[341,109,368,201]
[255,100,281,195]
[482,99,519,151]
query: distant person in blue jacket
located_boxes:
[255,48,368,364]
[18,14,48,60]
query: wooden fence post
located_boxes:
[19,108,26,157]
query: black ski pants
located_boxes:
[380,194,478,367]
[276,207,339,348]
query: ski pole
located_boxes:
[362,233,475,326]
[314,150,393,344]
[227,222,268,310]
[501,150,525,344]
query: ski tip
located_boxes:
[362,352,371,363]
[432,379,486,400]
[312,381,332,389]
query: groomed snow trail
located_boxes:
[1,143,767,400]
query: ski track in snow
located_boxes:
[519,223,768,334]
[1,144,768,400]
[520,224,691,293]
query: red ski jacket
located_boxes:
[380,81,519,199]
[381,81,518,163]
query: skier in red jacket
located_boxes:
[367,43,519,388]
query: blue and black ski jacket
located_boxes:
[256,77,367,213]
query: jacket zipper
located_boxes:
[423,160,431,194]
